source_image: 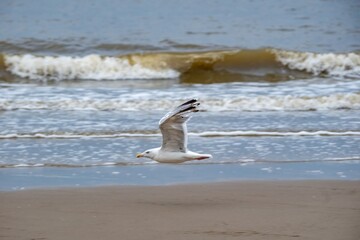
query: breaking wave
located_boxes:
[1,48,359,81]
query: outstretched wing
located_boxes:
[159,99,200,152]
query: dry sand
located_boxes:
[1,181,359,240]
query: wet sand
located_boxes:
[1,181,359,240]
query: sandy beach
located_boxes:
[1,1,360,239]
[1,181,359,240]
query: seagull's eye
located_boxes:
[145,151,150,154]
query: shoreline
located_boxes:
[1,180,359,240]
[1,161,359,191]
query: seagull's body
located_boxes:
[136,99,212,163]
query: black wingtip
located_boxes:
[179,99,198,107]
[178,106,197,115]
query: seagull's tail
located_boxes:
[188,152,212,161]
[195,154,212,160]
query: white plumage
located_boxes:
[136,99,212,163]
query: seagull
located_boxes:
[136,99,212,163]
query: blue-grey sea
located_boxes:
[0,0,360,190]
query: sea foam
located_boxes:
[1,130,359,139]
[1,93,359,111]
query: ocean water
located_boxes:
[1,0,360,190]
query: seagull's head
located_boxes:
[136,148,158,160]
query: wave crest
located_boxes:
[273,50,360,78]
[3,54,179,80]
[2,48,359,81]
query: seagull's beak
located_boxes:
[136,153,143,158]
